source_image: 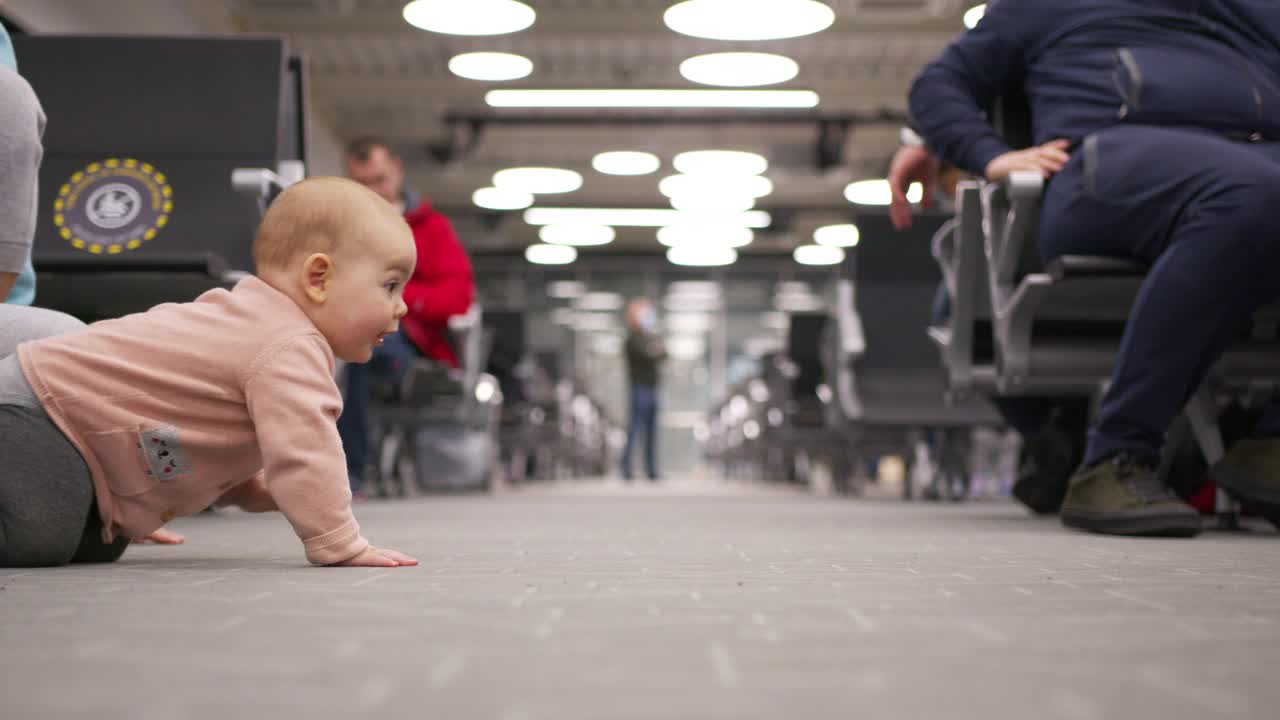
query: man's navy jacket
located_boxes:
[909,0,1280,176]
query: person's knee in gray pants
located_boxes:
[0,304,85,358]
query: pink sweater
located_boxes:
[17,276,369,565]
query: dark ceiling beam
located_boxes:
[443,109,908,129]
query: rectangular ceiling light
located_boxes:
[487,89,819,109]
[524,207,771,228]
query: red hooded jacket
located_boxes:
[399,200,474,368]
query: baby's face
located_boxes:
[317,223,416,363]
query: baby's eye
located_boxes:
[384,281,400,294]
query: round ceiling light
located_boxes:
[592,151,661,176]
[494,167,583,194]
[403,0,536,35]
[659,173,772,199]
[448,51,533,81]
[793,244,845,266]
[673,150,768,176]
[658,225,753,248]
[538,224,616,247]
[843,179,923,206]
[679,52,799,87]
[669,193,756,213]
[472,186,534,210]
[964,4,986,29]
[667,245,738,267]
[813,223,860,247]
[525,243,577,265]
[664,0,834,41]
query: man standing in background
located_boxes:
[622,298,665,482]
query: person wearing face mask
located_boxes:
[623,298,666,482]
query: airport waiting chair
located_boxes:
[15,35,306,321]
[965,93,1280,526]
[828,214,1001,499]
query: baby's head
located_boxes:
[253,177,416,363]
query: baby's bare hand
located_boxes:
[334,546,419,567]
[984,139,1070,182]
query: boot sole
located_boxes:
[1210,464,1280,529]
[1061,508,1201,537]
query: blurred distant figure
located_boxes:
[622,298,666,481]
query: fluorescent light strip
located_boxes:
[486,89,819,109]
[524,207,771,228]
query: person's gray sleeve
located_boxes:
[0,66,45,275]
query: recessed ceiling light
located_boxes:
[525,243,577,265]
[669,193,756,213]
[664,0,834,41]
[963,4,986,29]
[673,150,768,176]
[494,167,583,194]
[448,51,533,81]
[403,0,536,36]
[666,335,708,359]
[667,245,738,267]
[793,244,845,266]
[592,151,661,176]
[813,224,860,247]
[574,292,625,311]
[657,225,753,248]
[679,52,799,87]
[664,313,714,333]
[485,89,819,108]
[659,174,772,199]
[843,179,923,206]
[472,186,534,210]
[524,207,771,228]
[538,224,616,247]
[547,281,587,299]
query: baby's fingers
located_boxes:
[381,549,419,566]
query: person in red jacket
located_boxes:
[337,137,475,495]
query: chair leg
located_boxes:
[1184,386,1239,530]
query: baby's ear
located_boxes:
[302,253,334,303]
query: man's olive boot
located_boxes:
[1061,453,1201,537]
[1210,436,1280,529]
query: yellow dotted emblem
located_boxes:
[53,158,173,255]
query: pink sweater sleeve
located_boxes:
[244,335,369,565]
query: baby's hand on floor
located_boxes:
[133,528,185,544]
[334,545,419,567]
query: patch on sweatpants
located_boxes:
[138,425,192,480]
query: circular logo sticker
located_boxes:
[54,158,173,255]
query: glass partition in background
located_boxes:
[473,257,837,475]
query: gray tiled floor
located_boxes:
[3,476,1279,719]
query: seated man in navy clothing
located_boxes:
[908,0,1280,536]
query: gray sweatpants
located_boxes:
[0,305,128,566]
[0,65,44,281]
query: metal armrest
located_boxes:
[1045,255,1147,280]
[932,181,989,393]
[231,162,305,222]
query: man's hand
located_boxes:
[888,144,938,230]
[984,139,1070,183]
[133,528,185,544]
[334,545,419,568]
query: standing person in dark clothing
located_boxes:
[622,298,665,482]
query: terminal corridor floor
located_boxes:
[3,476,1279,719]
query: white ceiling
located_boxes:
[3,0,969,252]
